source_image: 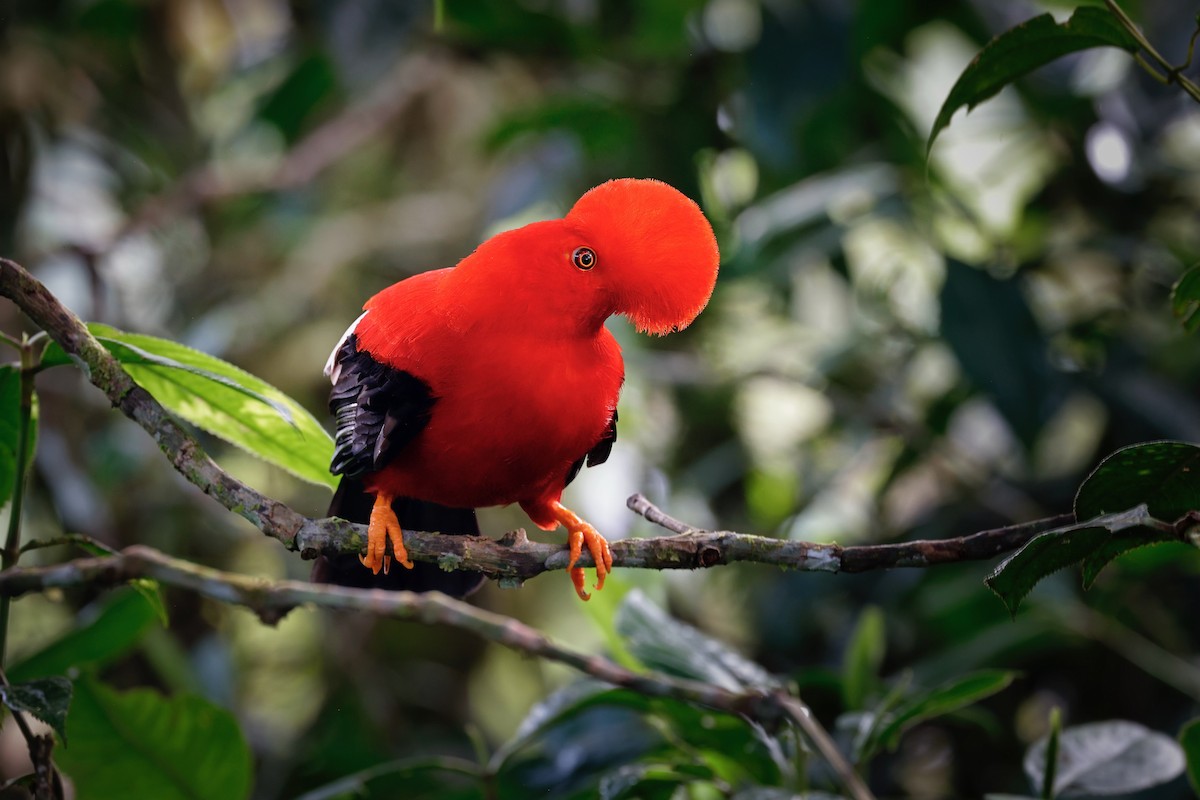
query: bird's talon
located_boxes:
[571,566,591,601]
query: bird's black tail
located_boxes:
[310,477,486,597]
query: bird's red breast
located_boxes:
[327,178,718,528]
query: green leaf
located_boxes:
[1180,718,1200,795]
[1075,441,1200,521]
[1171,265,1200,333]
[1024,720,1185,797]
[928,7,1139,151]
[985,526,1111,616]
[940,261,1064,448]
[0,677,73,743]
[9,589,162,683]
[842,605,885,710]
[56,676,253,800]
[0,365,37,511]
[987,442,1200,614]
[1074,440,1200,583]
[45,324,336,489]
[615,590,779,692]
[876,669,1015,750]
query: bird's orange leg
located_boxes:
[549,501,614,601]
[361,493,414,575]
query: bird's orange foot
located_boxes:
[362,493,414,575]
[550,501,613,601]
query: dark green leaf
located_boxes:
[1075,441,1200,521]
[258,52,338,143]
[842,605,885,710]
[56,676,253,800]
[0,366,37,511]
[877,670,1015,750]
[1074,441,1200,583]
[1024,720,1185,797]
[1180,718,1200,795]
[985,526,1111,616]
[0,677,72,743]
[928,7,1138,151]
[45,324,336,488]
[1171,265,1200,333]
[492,680,653,769]
[9,589,161,683]
[940,261,1064,448]
[615,590,778,691]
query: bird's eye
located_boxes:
[572,247,597,271]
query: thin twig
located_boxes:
[774,693,875,800]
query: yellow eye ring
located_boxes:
[572,246,597,271]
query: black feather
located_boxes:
[328,334,435,477]
[317,334,483,596]
[565,408,618,487]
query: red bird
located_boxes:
[317,179,719,599]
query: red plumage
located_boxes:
[322,178,719,598]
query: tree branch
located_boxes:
[0,544,878,798]
[0,255,1095,587]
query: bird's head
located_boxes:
[563,178,720,335]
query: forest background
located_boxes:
[1,0,1200,798]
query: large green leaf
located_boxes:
[928,7,1138,151]
[8,589,161,683]
[56,676,253,800]
[0,365,37,510]
[44,324,335,488]
[0,677,72,743]
[1024,720,1185,797]
[615,590,779,692]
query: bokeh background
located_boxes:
[2,0,1200,796]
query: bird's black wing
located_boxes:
[318,331,483,597]
[328,333,435,477]
[565,408,618,487]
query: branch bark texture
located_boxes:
[0,255,1079,585]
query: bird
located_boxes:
[315,178,719,599]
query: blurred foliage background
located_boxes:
[2,0,1200,796]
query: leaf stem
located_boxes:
[0,338,37,667]
[1106,0,1200,103]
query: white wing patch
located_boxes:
[324,310,369,384]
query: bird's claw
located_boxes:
[566,520,613,602]
[363,494,414,575]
